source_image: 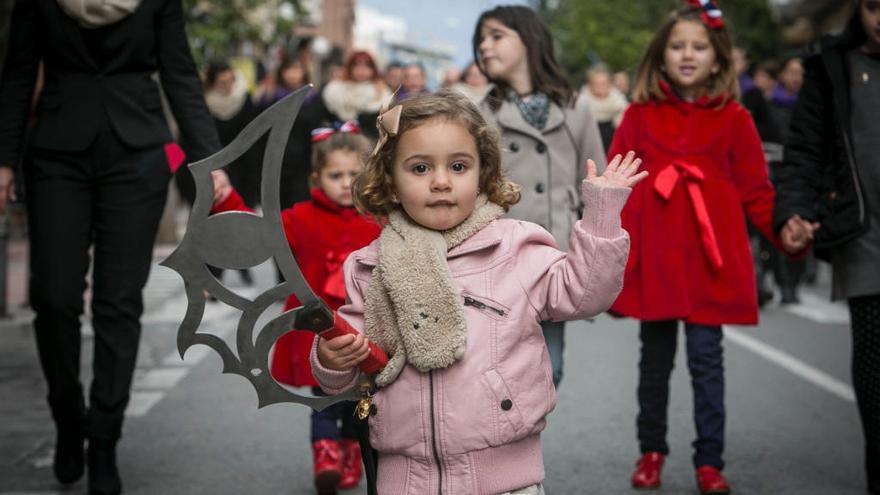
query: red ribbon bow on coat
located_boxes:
[322,250,348,301]
[686,0,725,30]
[654,160,724,271]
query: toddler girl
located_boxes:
[269,123,380,494]
[311,90,644,494]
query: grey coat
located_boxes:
[482,94,606,249]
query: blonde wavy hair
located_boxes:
[353,89,521,220]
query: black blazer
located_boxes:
[0,0,220,167]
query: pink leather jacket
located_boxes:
[311,181,631,494]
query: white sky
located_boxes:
[358,0,528,67]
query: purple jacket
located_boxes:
[311,181,631,494]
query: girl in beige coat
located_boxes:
[473,5,606,386]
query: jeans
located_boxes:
[636,321,725,469]
[310,388,360,442]
[541,320,565,387]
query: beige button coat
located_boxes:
[481,93,607,249]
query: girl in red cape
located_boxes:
[607,3,784,494]
[269,123,379,494]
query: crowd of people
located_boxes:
[0,0,878,495]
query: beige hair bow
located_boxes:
[371,90,403,156]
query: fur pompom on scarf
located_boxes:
[365,195,505,387]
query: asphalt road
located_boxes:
[0,260,866,494]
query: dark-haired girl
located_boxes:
[472,5,606,388]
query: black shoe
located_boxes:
[88,438,122,495]
[757,287,774,308]
[780,287,800,305]
[53,428,85,484]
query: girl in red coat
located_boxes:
[269,123,380,494]
[608,2,781,494]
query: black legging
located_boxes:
[848,295,880,492]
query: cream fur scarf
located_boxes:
[57,0,141,28]
[365,195,505,387]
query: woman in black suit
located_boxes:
[0,1,227,493]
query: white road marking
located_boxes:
[726,326,856,402]
[124,287,262,418]
[781,291,850,325]
[132,368,189,390]
[125,391,165,417]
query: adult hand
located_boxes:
[780,214,820,253]
[317,333,372,371]
[0,166,16,214]
[211,169,232,205]
[586,151,648,189]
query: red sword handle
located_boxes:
[294,302,388,375]
[318,312,389,375]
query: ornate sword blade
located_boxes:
[161,86,361,410]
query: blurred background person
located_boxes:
[255,56,310,110]
[449,61,490,103]
[441,66,462,88]
[321,50,390,141]
[201,60,259,286]
[397,62,430,101]
[383,61,404,90]
[770,55,811,304]
[753,60,781,99]
[612,70,632,99]
[739,54,783,307]
[580,63,628,151]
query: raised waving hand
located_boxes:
[586,151,647,189]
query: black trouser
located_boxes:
[849,295,880,491]
[25,124,170,440]
[637,321,725,469]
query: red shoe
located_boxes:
[312,439,342,495]
[696,465,731,494]
[338,438,363,489]
[631,452,664,489]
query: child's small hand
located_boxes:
[211,169,232,204]
[780,214,820,254]
[316,332,372,371]
[586,151,648,189]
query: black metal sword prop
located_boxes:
[161,86,387,411]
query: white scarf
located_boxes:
[57,0,141,28]
[205,76,249,121]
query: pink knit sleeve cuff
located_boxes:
[579,180,631,239]
[309,337,359,394]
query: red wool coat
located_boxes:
[270,188,381,387]
[608,83,780,325]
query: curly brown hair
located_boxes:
[631,5,738,106]
[353,89,521,220]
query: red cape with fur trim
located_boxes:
[270,188,381,387]
[608,83,781,325]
